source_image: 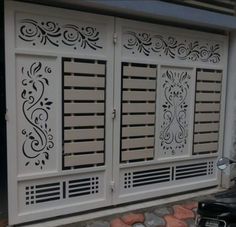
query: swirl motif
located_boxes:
[123,31,152,56]
[123,31,221,63]
[19,19,61,46]
[18,19,103,51]
[21,62,54,169]
[160,70,190,155]
[62,24,102,50]
[152,36,177,58]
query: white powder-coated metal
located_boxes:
[5,1,228,225]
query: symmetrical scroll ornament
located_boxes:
[123,31,221,63]
[18,19,102,50]
[21,62,54,169]
[160,70,190,155]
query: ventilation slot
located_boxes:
[121,63,157,163]
[193,70,222,155]
[124,167,171,188]
[63,58,106,169]
[25,182,61,205]
[67,177,99,198]
[175,162,208,180]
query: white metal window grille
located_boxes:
[193,69,223,155]
[121,63,157,162]
[63,58,106,169]
[5,2,228,225]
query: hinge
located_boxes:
[110,181,115,192]
[112,109,116,119]
[113,33,118,44]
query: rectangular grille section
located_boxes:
[175,162,208,180]
[25,182,61,205]
[124,167,171,188]
[123,161,215,190]
[68,177,99,198]
[24,176,101,206]
[193,70,222,154]
[121,63,157,162]
[63,58,106,169]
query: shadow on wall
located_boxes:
[0,0,8,222]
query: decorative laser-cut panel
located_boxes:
[193,70,223,155]
[16,56,58,175]
[16,13,107,55]
[121,63,157,162]
[19,173,104,213]
[63,58,106,169]
[158,67,193,158]
[122,28,223,64]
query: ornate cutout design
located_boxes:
[123,31,221,63]
[21,62,54,169]
[18,19,102,50]
[159,69,191,156]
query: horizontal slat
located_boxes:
[122,114,155,125]
[64,128,104,140]
[123,79,156,89]
[194,142,218,153]
[64,76,105,88]
[196,82,221,92]
[122,103,155,113]
[64,115,104,127]
[64,153,104,167]
[64,103,104,114]
[123,91,156,101]
[195,93,221,102]
[195,113,220,122]
[194,133,219,143]
[64,90,104,101]
[194,123,219,132]
[64,61,105,75]
[64,141,104,154]
[195,103,220,112]
[122,126,154,137]
[123,66,156,78]
[122,137,154,149]
[122,149,154,161]
[197,72,222,82]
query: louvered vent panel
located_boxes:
[25,182,61,205]
[175,162,208,180]
[121,63,157,162]
[193,70,222,155]
[67,177,99,198]
[124,167,171,189]
[63,58,106,169]
[21,174,102,211]
[122,160,215,191]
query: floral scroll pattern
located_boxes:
[21,62,54,169]
[123,31,221,63]
[160,70,190,156]
[18,19,102,50]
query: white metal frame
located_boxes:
[112,18,228,203]
[5,1,115,225]
[5,1,229,225]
